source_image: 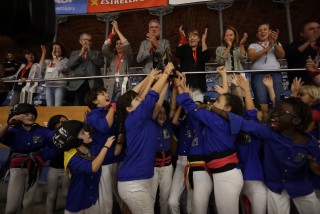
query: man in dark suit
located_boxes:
[67,33,104,105]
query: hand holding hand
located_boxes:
[148,68,160,81]
[164,62,174,75]
[173,71,184,88]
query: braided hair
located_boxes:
[116,90,138,144]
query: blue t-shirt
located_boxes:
[87,107,123,164]
[66,154,101,212]
[154,119,172,152]
[1,124,58,161]
[238,114,320,198]
[117,90,159,181]
[236,109,264,181]
[174,114,194,156]
[176,93,242,155]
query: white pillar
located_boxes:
[207,0,234,45]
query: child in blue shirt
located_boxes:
[173,68,244,214]
[85,86,123,213]
[116,63,173,214]
[215,97,320,214]
[52,120,115,214]
[0,103,56,214]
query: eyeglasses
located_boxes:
[271,109,296,118]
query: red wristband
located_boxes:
[108,33,116,41]
[179,37,187,45]
[179,31,187,45]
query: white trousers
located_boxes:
[46,167,70,214]
[118,179,154,214]
[150,165,173,214]
[168,156,188,214]
[267,189,320,214]
[242,180,267,214]
[64,201,99,214]
[189,171,213,214]
[98,164,114,214]
[212,168,244,214]
[109,162,123,210]
[5,168,39,214]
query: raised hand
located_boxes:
[41,45,46,53]
[214,85,228,95]
[230,73,239,87]
[216,66,227,75]
[173,71,184,88]
[269,29,279,46]
[263,75,273,88]
[236,74,250,91]
[290,77,304,93]
[179,25,186,37]
[148,68,160,82]
[202,28,208,43]
[111,20,119,34]
[240,32,248,46]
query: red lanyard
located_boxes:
[257,42,269,63]
[116,54,124,73]
[50,60,56,68]
[192,50,197,63]
[20,64,32,78]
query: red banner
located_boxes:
[87,0,168,13]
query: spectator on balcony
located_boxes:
[40,43,69,106]
[248,23,285,122]
[0,52,21,104]
[67,33,104,106]
[176,26,210,102]
[102,20,133,102]
[215,26,248,95]
[0,49,41,107]
[286,19,320,85]
[137,19,170,74]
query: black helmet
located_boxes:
[53,120,84,151]
[8,103,38,123]
[47,114,67,130]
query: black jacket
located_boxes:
[176,45,210,92]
